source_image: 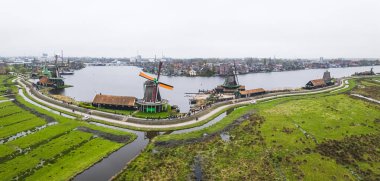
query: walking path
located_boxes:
[351,94,380,104]
[0,99,14,104]
[17,78,348,129]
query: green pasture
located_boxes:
[0,74,136,180]
[116,77,380,180]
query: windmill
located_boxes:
[37,54,65,88]
[137,61,173,113]
[222,60,240,89]
[216,60,245,94]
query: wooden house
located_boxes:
[239,88,266,98]
[305,79,326,89]
[92,94,137,110]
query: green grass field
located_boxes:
[132,104,174,119]
[78,102,135,115]
[79,101,179,119]
[351,77,380,100]
[0,75,136,180]
[115,77,380,180]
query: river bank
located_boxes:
[56,65,380,112]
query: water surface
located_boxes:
[58,65,380,112]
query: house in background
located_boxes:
[305,70,334,89]
[305,79,326,89]
[189,69,197,76]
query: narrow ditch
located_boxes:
[155,112,254,147]
[0,122,58,145]
[77,126,131,143]
[14,136,96,180]
[0,128,74,163]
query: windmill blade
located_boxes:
[139,72,154,81]
[158,82,174,90]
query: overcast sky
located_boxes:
[1,0,379,58]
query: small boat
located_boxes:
[60,71,74,75]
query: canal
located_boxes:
[73,108,237,181]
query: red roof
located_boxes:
[240,88,265,95]
[310,79,326,86]
[92,94,136,107]
[38,76,50,84]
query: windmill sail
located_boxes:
[139,72,154,80]
[138,61,173,103]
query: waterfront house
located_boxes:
[239,88,266,98]
[352,68,375,76]
[92,94,137,110]
[305,79,326,89]
[189,69,197,76]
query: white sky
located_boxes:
[1,0,379,58]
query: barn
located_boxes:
[92,94,137,110]
[305,79,326,89]
[239,88,266,98]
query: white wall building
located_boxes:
[189,69,197,76]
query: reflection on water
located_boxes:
[220,132,231,142]
[74,123,149,181]
[76,110,228,181]
[49,88,64,95]
[144,131,162,140]
[226,107,235,115]
[171,112,227,134]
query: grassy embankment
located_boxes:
[0,75,136,181]
[79,101,176,119]
[155,79,356,142]
[85,80,356,132]
[115,77,380,180]
[79,102,134,115]
[351,76,380,100]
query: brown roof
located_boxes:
[240,88,265,95]
[92,94,136,107]
[310,79,326,86]
[38,76,50,84]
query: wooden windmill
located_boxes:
[138,61,173,113]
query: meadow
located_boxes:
[0,75,136,180]
[115,77,380,180]
[351,77,380,100]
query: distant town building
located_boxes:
[130,55,142,63]
[219,63,229,75]
[189,69,197,76]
